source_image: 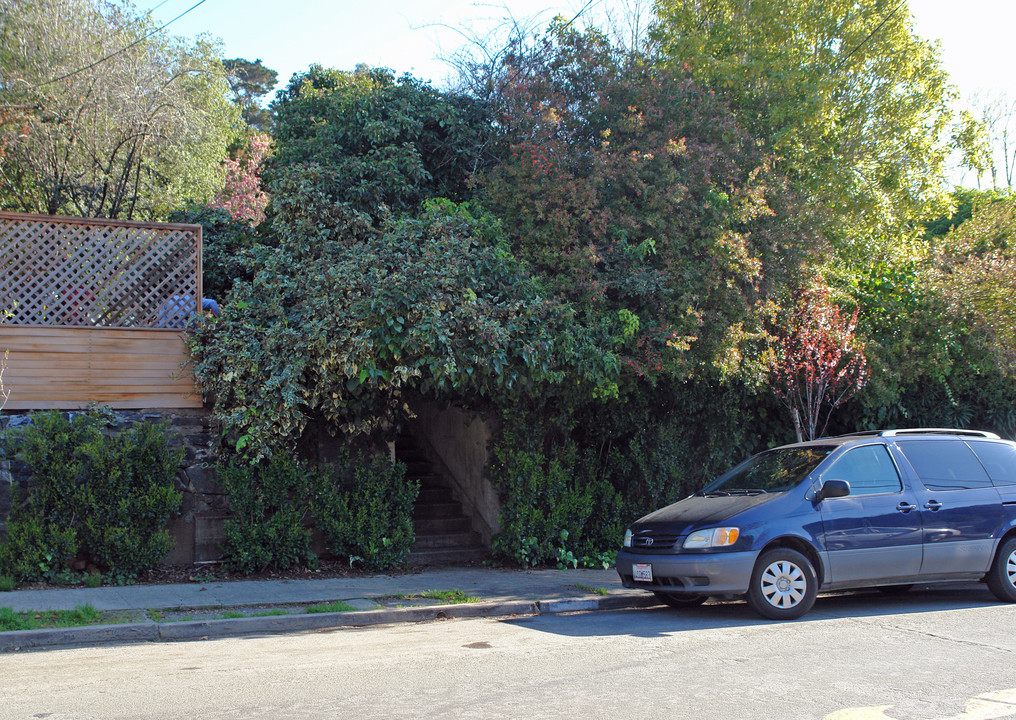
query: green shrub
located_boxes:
[216,451,418,573]
[216,454,317,573]
[313,455,418,571]
[490,441,623,568]
[0,411,182,583]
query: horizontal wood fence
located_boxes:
[0,212,204,410]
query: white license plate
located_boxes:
[633,563,653,582]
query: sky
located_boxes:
[140,0,1016,103]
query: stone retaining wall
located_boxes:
[0,409,225,565]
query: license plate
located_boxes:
[633,563,653,582]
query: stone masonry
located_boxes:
[0,408,225,564]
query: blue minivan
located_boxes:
[615,429,1016,619]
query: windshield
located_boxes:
[699,446,835,496]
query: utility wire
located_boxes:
[836,0,906,68]
[563,0,603,29]
[36,0,209,89]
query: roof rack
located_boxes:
[860,428,1000,439]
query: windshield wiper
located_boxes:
[696,490,731,497]
[721,488,769,496]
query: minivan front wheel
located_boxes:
[747,548,818,620]
[987,537,1016,603]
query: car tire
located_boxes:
[746,548,818,620]
[653,591,708,608]
[987,537,1016,603]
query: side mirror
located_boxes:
[816,479,850,501]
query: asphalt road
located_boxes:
[1,585,1014,720]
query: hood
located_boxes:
[633,493,780,534]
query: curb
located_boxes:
[0,594,658,653]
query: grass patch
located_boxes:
[575,584,608,596]
[0,575,16,592]
[391,589,479,605]
[252,609,289,617]
[220,611,245,619]
[0,604,102,631]
[305,601,356,614]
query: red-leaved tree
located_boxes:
[212,132,271,224]
[772,285,868,441]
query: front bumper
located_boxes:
[616,548,758,596]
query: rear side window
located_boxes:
[824,444,902,495]
[896,440,993,490]
[968,441,1016,486]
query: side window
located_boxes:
[825,445,902,495]
[968,441,1016,487]
[896,440,993,490]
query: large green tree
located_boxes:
[651,0,954,261]
[223,58,278,131]
[0,0,240,219]
[266,65,497,234]
[477,20,813,385]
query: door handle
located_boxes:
[897,502,917,513]
[924,500,943,511]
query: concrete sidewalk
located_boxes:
[0,567,658,652]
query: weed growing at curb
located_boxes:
[575,584,608,596]
[0,604,101,631]
[306,601,356,614]
[387,589,479,605]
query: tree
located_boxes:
[929,195,1016,367]
[772,285,868,441]
[961,92,1016,191]
[651,0,954,260]
[475,20,813,383]
[189,201,601,459]
[0,0,240,219]
[223,58,278,131]
[211,132,271,225]
[267,65,497,233]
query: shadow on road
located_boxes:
[505,583,1003,639]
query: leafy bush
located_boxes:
[0,411,182,583]
[216,454,318,573]
[216,451,419,573]
[490,441,623,568]
[313,455,418,571]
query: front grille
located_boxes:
[630,532,680,552]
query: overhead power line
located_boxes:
[36,0,209,89]
[837,0,907,68]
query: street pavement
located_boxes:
[0,566,657,652]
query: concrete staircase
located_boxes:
[397,435,488,566]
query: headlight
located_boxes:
[623,528,633,547]
[683,527,740,549]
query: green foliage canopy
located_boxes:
[651,0,954,260]
[0,0,241,219]
[190,201,610,458]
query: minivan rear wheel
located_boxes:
[987,537,1016,603]
[747,548,817,620]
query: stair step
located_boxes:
[410,474,447,487]
[408,546,489,566]
[416,486,454,504]
[413,501,464,519]
[413,515,472,534]
[412,531,482,550]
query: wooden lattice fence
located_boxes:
[0,212,202,328]
[0,212,203,409]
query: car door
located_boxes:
[893,440,1003,578]
[818,443,923,585]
